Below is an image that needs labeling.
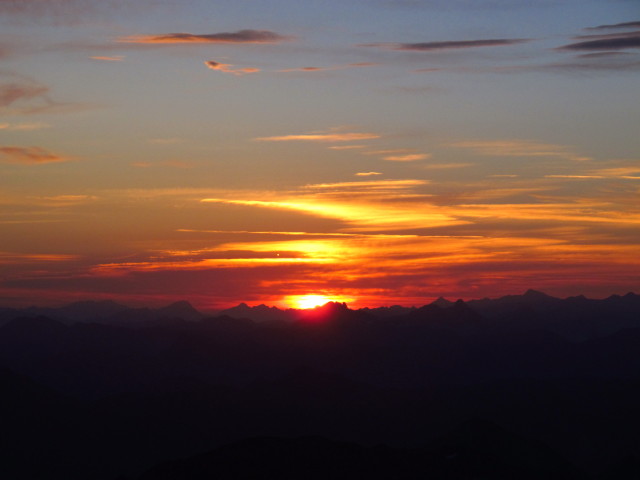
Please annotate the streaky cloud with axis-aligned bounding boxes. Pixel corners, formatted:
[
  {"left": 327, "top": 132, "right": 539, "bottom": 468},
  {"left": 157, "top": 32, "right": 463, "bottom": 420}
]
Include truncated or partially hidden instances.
[
  {"left": 559, "top": 32, "right": 640, "bottom": 51},
  {"left": 204, "top": 60, "right": 260, "bottom": 76},
  {"left": 303, "top": 179, "right": 427, "bottom": 189},
  {"left": 329, "top": 145, "right": 366, "bottom": 150},
  {"left": 0, "top": 146, "right": 68, "bottom": 164},
  {"left": 586, "top": 20, "right": 640, "bottom": 31},
  {"left": 278, "top": 62, "right": 379, "bottom": 73},
  {"left": 355, "top": 172, "right": 383, "bottom": 176},
  {"left": 383, "top": 153, "right": 431, "bottom": 162},
  {"left": 450, "top": 139, "right": 590, "bottom": 161},
  {"left": 90, "top": 55, "right": 124, "bottom": 61},
  {"left": 255, "top": 131, "right": 380, "bottom": 142},
  {"left": 361, "top": 38, "right": 528, "bottom": 51},
  {"left": 0, "top": 122, "right": 50, "bottom": 131},
  {"left": 120, "top": 29, "right": 293, "bottom": 44},
  {"left": 0, "top": 82, "right": 48, "bottom": 107}
]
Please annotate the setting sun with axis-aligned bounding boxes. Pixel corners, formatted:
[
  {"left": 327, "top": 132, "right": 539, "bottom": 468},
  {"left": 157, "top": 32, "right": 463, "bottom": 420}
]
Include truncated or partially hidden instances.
[{"left": 286, "top": 294, "right": 343, "bottom": 309}]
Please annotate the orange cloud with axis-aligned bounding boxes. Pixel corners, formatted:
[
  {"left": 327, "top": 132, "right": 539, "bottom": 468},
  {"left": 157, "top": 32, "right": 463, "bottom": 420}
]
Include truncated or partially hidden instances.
[
  {"left": 355, "top": 172, "right": 382, "bottom": 176},
  {"left": 90, "top": 55, "right": 124, "bottom": 61},
  {"left": 120, "top": 29, "right": 293, "bottom": 44},
  {"left": 204, "top": 60, "right": 260, "bottom": 76},
  {"left": 383, "top": 153, "right": 431, "bottom": 162},
  {"left": 329, "top": 145, "right": 366, "bottom": 150},
  {"left": 200, "top": 179, "right": 462, "bottom": 232},
  {"left": 0, "top": 122, "right": 50, "bottom": 131},
  {"left": 0, "top": 146, "right": 68, "bottom": 164},
  {"left": 255, "top": 131, "right": 380, "bottom": 142}
]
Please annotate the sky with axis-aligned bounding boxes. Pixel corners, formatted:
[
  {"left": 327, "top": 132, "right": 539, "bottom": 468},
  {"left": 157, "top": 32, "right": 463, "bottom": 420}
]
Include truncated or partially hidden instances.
[{"left": 1, "top": 0, "right": 639, "bottom": 310}]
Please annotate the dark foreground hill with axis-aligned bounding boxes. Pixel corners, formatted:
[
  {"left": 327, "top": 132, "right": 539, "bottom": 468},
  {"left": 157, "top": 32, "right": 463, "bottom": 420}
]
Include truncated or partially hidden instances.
[
  {"left": 1, "top": 291, "right": 640, "bottom": 479},
  {"left": 137, "top": 421, "right": 586, "bottom": 480}
]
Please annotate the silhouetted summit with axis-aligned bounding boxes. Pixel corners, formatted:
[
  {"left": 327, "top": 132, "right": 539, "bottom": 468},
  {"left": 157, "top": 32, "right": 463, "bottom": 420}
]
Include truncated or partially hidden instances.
[{"left": 156, "top": 301, "right": 202, "bottom": 321}]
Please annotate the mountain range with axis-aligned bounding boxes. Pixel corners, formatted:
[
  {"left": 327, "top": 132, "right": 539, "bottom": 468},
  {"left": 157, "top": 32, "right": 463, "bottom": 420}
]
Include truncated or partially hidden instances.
[{"left": 1, "top": 290, "right": 639, "bottom": 479}]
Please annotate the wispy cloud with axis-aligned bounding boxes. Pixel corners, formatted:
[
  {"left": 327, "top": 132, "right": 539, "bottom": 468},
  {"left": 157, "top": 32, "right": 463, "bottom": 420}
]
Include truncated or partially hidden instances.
[
  {"left": 585, "top": 21, "right": 640, "bottom": 31},
  {"left": 204, "top": 60, "right": 260, "bottom": 76},
  {"left": 120, "top": 29, "right": 293, "bottom": 45},
  {"left": 545, "top": 165, "right": 640, "bottom": 180},
  {"left": 0, "top": 122, "right": 50, "bottom": 131},
  {"left": 0, "top": 146, "right": 69, "bottom": 164},
  {"left": 356, "top": 172, "right": 382, "bottom": 176},
  {"left": 90, "top": 55, "right": 124, "bottom": 61},
  {"left": 359, "top": 148, "right": 431, "bottom": 162},
  {"left": 361, "top": 38, "right": 528, "bottom": 51},
  {"left": 0, "top": 73, "right": 89, "bottom": 114},
  {"left": 450, "top": 139, "right": 589, "bottom": 161},
  {"left": 279, "top": 62, "right": 379, "bottom": 73},
  {"left": 255, "top": 130, "right": 380, "bottom": 142},
  {"left": 422, "top": 163, "right": 473, "bottom": 170},
  {"left": 303, "top": 179, "right": 427, "bottom": 190},
  {"left": 329, "top": 145, "right": 367, "bottom": 150},
  {"left": 199, "top": 179, "right": 459, "bottom": 232},
  {"left": 0, "top": 81, "right": 48, "bottom": 108},
  {"left": 383, "top": 153, "right": 431, "bottom": 162},
  {"left": 558, "top": 31, "right": 640, "bottom": 51}
]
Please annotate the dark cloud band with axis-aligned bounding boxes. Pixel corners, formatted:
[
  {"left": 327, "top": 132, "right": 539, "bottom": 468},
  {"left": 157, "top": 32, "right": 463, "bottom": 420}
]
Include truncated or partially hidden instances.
[{"left": 361, "top": 38, "right": 528, "bottom": 51}]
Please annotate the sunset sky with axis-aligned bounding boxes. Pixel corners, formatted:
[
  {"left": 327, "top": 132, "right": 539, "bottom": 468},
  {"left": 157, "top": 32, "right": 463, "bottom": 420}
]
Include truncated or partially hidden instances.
[{"left": 1, "top": 0, "right": 639, "bottom": 310}]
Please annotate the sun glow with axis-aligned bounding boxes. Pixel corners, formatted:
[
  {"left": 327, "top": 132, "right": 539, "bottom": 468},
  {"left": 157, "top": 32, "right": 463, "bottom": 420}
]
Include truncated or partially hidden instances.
[{"left": 286, "top": 294, "right": 345, "bottom": 309}]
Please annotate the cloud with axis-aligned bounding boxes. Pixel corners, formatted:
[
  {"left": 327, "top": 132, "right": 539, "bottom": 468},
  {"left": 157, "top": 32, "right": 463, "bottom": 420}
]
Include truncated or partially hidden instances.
[
  {"left": 329, "top": 145, "right": 366, "bottom": 150},
  {"left": 200, "top": 179, "right": 458, "bottom": 233},
  {"left": 383, "top": 153, "right": 431, "bottom": 162},
  {"left": 120, "top": 29, "right": 293, "bottom": 45},
  {"left": 576, "top": 51, "right": 632, "bottom": 59},
  {"left": 0, "top": 82, "right": 48, "bottom": 108},
  {"left": 546, "top": 166, "right": 640, "bottom": 181},
  {"left": 356, "top": 172, "right": 383, "bottom": 176},
  {"left": 359, "top": 148, "right": 431, "bottom": 162},
  {"left": 255, "top": 131, "right": 380, "bottom": 142},
  {"left": 0, "top": 73, "right": 89, "bottom": 114},
  {"left": 278, "top": 62, "right": 379, "bottom": 73},
  {"left": 559, "top": 32, "right": 640, "bottom": 51},
  {"left": 204, "top": 60, "right": 260, "bottom": 76},
  {"left": 0, "top": 122, "right": 50, "bottom": 131},
  {"left": 0, "top": 146, "right": 68, "bottom": 164},
  {"left": 422, "top": 163, "right": 473, "bottom": 170},
  {"left": 361, "top": 38, "right": 528, "bottom": 51},
  {"left": 586, "top": 21, "right": 640, "bottom": 31},
  {"left": 450, "top": 140, "right": 589, "bottom": 161},
  {"left": 90, "top": 55, "right": 124, "bottom": 61},
  {"left": 303, "top": 179, "right": 427, "bottom": 190}
]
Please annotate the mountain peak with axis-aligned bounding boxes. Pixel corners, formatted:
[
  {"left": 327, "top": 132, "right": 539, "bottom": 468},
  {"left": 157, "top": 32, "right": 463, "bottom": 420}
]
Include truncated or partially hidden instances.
[
  {"left": 523, "top": 289, "right": 551, "bottom": 298},
  {"left": 431, "top": 297, "right": 454, "bottom": 308},
  {"left": 157, "top": 301, "right": 202, "bottom": 321}
]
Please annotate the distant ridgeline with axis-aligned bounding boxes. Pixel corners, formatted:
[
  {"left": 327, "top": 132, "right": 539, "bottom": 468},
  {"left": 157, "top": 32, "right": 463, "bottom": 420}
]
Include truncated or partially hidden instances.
[
  {"left": 2, "top": 289, "right": 639, "bottom": 341},
  {"left": 1, "top": 290, "right": 640, "bottom": 479}
]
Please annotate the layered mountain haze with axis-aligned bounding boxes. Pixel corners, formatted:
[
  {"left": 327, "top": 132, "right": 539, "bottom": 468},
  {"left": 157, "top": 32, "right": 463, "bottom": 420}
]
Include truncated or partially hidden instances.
[{"left": 1, "top": 291, "right": 640, "bottom": 478}]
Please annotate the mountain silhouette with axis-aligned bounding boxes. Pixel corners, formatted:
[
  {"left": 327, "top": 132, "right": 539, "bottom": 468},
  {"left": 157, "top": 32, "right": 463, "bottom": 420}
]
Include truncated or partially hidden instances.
[
  {"left": 137, "top": 420, "right": 585, "bottom": 479},
  {"left": 1, "top": 290, "right": 640, "bottom": 478}
]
